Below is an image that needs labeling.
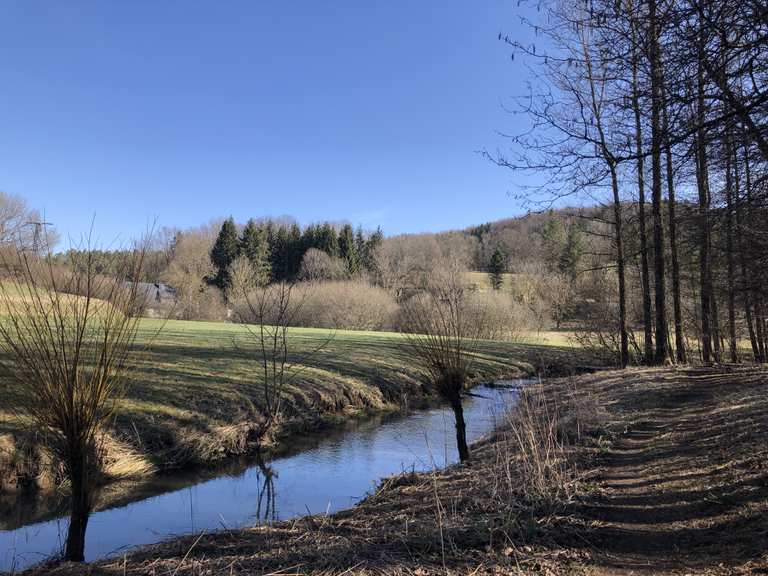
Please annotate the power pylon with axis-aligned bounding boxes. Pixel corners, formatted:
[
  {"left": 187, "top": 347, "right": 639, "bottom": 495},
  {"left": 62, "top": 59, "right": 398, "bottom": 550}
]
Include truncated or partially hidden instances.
[{"left": 25, "top": 221, "right": 53, "bottom": 253}]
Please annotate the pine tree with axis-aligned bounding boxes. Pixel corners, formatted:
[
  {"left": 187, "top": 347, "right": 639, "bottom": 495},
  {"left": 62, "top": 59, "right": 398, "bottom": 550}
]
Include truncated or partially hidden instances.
[
  {"left": 488, "top": 247, "right": 506, "bottom": 291},
  {"left": 240, "top": 219, "right": 261, "bottom": 262},
  {"left": 362, "top": 227, "right": 383, "bottom": 274},
  {"left": 302, "top": 223, "right": 318, "bottom": 252},
  {"left": 240, "top": 219, "right": 271, "bottom": 285},
  {"left": 270, "top": 225, "right": 290, "bottom": 281},
  {"left": 317, "top": 222, "right": 339, "bottom": 257},
  {"left": 210, "top": 217, "right": 240, "bottom": 289},
  {"left": 559, "top": 224, "right": 583, "bottom": 281},
  {"left": 287, "top": 223, "right": 303, "bottom": 278},
  {"left": 355, "top": 227, "right": 366, "bottom": 266},
  {"left": 339, "top": 224, "right": 360, "bottom": 275},
  {"left": 540, "top": 217, "right": 566, "bottom": 273}
]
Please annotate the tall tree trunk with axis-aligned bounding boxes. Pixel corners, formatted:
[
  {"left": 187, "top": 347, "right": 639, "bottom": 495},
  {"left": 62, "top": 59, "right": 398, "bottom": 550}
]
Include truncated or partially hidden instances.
[
  {"left": 611, "top": 163, "right": 630, "bottom": 368},
  {"left": 763, "top": 316, "right": 768, "bottom": 360},
  {"left": 578, "top": 25, "right": 629, "bottom": 368},
  {"left": 721, "top": 35, "right": 739, "bottom": 363},
  {"left": 712, "top": 292, "right": 722, "bottom": 362},
  {"left": 648, "top": 0, "right": 669, "bottom": 364},
  {"left": 723, "top": 130, "right": 739, "bottom": 362},
  {"left": 740, "top": 133, "right": 763, "bottom": 361},
  {"left": 450, "top": 396, "right": 470, "bottom": 462},
  {"left": 631, "top": 15, "right": 654, "bottom": 364},
  {"left": 756, "top": 302, "right": 767, "bottom": 362},
  {"left": 696, "top": 29, "right": 714, "bottom": 364},
  {"left": 661, "top": 82, "right": 686, "bottom": 363},
  {"left": 734, "top": 136, "right": 758, "bottom": 361}
]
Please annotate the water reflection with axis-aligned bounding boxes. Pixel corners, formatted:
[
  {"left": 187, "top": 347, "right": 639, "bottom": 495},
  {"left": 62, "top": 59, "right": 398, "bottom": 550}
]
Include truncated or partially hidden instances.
[
  {"left": 0, "top": 382, "right": 524, "bottom": 572},
  {"left": 254, "top": 458, "right": 276, "bottom": 523}
]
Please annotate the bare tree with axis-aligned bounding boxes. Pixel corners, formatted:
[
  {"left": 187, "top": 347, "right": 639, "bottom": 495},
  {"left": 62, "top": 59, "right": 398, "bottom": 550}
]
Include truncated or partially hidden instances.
[
  {"left": 0, "top": 237, "right": 148, "bottom": 561},
  {"left": 627, "top": 0, "right": 655, "bottom": 364},
  {"left": 233, "top": 279, "right": 331, "bottom": 443},
  {"left": 399, "top": 259, "right": 489, "bottom": 462},
  {"left": 298, "top": 248, "right": 349, "bottom": 282},
  {"left": 161, "top": 225, "right": 226, "bottom": 321},
  {"left": 501, "top": 0, "right": 768, "bottom": 367},
  {"left": 493, "top": 0, "right": 634, "bottom": 366}
]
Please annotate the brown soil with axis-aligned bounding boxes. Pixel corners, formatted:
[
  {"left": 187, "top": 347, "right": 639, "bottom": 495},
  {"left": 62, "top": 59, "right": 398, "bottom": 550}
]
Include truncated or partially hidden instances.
[{"left": 26, "top": 366, "right": 768, "bottom": 576}]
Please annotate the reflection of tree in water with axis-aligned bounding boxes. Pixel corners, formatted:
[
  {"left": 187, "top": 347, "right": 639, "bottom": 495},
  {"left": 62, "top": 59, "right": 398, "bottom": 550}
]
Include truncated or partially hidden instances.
[{"left": 255, "top": 457, "right": 277, "bottom": 523}]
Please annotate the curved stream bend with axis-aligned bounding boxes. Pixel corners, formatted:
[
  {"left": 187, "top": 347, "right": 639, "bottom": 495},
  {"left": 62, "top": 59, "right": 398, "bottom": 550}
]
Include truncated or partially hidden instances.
[{"left": 0, "top": 381, "right": 527, "bottom": 572}]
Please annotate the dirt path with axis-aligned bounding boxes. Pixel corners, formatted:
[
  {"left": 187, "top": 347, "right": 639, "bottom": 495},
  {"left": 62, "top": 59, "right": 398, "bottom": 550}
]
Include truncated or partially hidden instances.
[{"left": 563, "top": 368, "right": 768, "bottom": 575}]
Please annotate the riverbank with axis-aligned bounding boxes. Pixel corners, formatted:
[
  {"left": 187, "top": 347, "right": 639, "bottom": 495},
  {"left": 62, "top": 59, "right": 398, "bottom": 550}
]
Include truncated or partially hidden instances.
[
  {"left": 29, "top": 365, "right": 768, "bottom": 575},
  {"left": 0, "top": 319, "right": 588, "bottom": 518}
]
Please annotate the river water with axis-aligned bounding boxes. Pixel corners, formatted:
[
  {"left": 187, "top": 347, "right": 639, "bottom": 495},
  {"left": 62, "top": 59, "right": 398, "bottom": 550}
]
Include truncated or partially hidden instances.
[{"left": 0, "top": 381, "right": 526, "bottom": 572}]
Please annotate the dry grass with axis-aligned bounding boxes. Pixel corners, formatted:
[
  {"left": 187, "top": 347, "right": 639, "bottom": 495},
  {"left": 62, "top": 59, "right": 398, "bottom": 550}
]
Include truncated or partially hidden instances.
[
  {"left": 498, "top": 384, "right": 578, "bottom": 508},
  {"left": 99, "top": 435, "right": 156, "bottom": 481},
  {"left": 464, "top": 271, "right": 516, "bottom": 292}
]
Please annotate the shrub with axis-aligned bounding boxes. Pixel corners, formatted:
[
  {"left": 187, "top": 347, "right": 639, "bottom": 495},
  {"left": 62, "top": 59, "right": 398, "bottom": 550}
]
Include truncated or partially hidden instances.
[
  {"left": 233, "top": 279, "right": 398, "bottom": 331},
  {"left": 162, "top": 226, "right": 228, "bottom": 321},
  {"left": 492, "top": 378, "right": 603, "bottom": 515},
  {"left": 467, "top": 291, "right": 539, "bottom": 341},
  {"left": 298, "top": 248, "right": 349, "bottom": 282},
  {"left": 502, "top": 385, "right": 573, "bottom": 506}
]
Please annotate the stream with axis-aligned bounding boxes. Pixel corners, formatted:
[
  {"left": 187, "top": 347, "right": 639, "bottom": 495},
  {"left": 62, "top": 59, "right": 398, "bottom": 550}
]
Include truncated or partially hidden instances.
[{"left": 0, "top": 380, "right": 527, "bottom": 572}]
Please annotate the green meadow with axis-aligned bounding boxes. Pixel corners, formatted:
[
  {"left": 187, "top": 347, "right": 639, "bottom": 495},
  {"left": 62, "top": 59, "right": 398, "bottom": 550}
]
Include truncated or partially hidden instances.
[{"left": 0, "top": 315, "right": 585, "bottom": 484}]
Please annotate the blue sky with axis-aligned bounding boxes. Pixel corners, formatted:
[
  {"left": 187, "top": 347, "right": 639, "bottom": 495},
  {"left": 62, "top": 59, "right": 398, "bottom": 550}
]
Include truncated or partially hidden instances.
[{"left": 0, "top": 1, "right": 536, "bottom": 240}]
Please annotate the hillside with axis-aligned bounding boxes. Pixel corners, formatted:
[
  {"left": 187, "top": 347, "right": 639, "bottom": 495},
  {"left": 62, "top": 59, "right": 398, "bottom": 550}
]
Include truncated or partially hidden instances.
[{"left": 439, "top": 206, "right": 606, "bottom": 273}]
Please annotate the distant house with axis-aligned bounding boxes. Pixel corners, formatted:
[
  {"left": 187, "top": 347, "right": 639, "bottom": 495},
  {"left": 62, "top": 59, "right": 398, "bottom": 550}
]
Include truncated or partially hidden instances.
[{"left": 134, "top": 282, "right": 177, "bottom": 316}]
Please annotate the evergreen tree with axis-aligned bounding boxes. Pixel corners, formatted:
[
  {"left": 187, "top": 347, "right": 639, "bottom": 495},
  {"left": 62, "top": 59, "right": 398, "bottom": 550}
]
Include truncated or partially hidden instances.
[
  {"left": 287, "top": 222, "right": 303, "bottom": 278},
  {"left": 339, "top": 224, "right": 360, "bottom": 275},
  {"left": 317, "top": 222, "right": 339, "bottom": 257},
  {"left": 240, "top": 219, "right": 262, "bottom": 262},
  {"left": 488, "top": 247, "right": 506, "bottom": 290},
  {"left": 362, "top": 227, "right": 383, "bottom": 274},
  {"left": 210, "top": 217, "right": 240, "bottom": 289},
  {"left": 354, "top": 227, "right": 366, "bottom": 261},
  {"left": 302, "top": 223, "right": 318, "bottom": 252},
  {"left": 270, "top": 225, "right": 291, "bottom": 281},
  {"left": 540, "top": 217, "right": 566, "bottom": 273},
  {"left": 239, "top": 219, "right": 271, "bottom": 285},
  {"left": 559, "top": 223, "right": 584, "bottom": 281}
]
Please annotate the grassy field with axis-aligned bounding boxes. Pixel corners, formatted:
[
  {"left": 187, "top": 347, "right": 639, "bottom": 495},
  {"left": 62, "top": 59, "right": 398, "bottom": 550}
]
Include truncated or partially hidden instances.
[
  {"left": 0, "top": 317, "right": 585, "bottom": 491},
  {"left": 117, "top": 320, "right": 530, "bottom": 462},
  {"left": 465, "top": 271, "right": 516, "bottom": 291}
]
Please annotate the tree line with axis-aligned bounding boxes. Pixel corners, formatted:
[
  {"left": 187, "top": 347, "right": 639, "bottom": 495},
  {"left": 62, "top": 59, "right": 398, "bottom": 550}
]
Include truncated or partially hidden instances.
[
  {"left": 208, "top": 217, "right": 383, "bottom": 290},
  {"left": 496, "top": 0, "right": 768, "bottom": 366}
]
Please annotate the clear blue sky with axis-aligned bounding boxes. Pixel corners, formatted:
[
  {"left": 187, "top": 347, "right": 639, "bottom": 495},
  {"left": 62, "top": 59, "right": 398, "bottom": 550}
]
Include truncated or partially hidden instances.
[{"left": 0, "top": 1, "right": 536, "bottom": 240}]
